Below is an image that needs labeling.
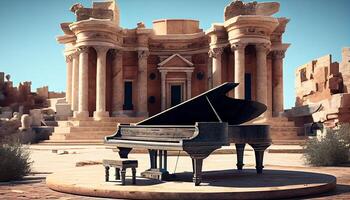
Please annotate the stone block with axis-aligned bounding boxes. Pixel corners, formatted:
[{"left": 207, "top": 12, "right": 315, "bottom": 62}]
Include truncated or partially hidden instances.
[
  {"left": 300, "top": 81, "right": 316, "bottom": 96},
  {"left": 56, "top": 103, "right": 72, "bottom": 120},
  {"left": 313, "top": 66, "right": 327, "bottom": 83},
  {"left": 30, "top": 109, "right": 42, "bottom": 126}
]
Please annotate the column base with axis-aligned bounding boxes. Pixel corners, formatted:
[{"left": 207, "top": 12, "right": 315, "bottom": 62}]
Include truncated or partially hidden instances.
[
  {"left": 73, "top": 111, "right": 89, "bottom": 120},
  {"left": 93, "top": 111, "right": 110, "bottom": 120}
]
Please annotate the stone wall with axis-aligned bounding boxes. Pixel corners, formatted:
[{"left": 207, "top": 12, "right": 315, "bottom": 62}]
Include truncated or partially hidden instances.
[
  {"left": 295, "top": 55, "right": 342, "bottom": 106},
  {"left": 291, "top": 49, "right": 350, "bottom": 127},
  {"left": 340, "top": 48, "right": 350, "bottom": 93}
]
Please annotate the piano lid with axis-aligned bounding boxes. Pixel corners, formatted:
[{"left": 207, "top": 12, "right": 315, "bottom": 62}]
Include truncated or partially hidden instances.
[{"left": 137, "top": 82, "right": 266, "bottom": 126}]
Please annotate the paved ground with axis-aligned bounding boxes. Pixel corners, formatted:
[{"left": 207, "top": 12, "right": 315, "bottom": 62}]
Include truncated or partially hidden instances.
[{"left": 0, "top": 144, "right": 349, "bottom": 199}]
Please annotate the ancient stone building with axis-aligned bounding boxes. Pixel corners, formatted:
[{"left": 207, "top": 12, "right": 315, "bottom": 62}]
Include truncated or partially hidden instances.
[
  {"left": 288, "top": 48, "right": 350, "bottom": 128},
  {"left": 52, "top": 0, "right": 300, "bottom": 141}
]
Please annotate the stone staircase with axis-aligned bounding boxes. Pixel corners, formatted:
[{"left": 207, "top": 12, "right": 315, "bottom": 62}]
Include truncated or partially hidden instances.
[
  {"left": 269, "top": 117, "right": 305, "bottom": 140},
  {"left": 49, "top": 117, "right": 144, "bottom": 141}
]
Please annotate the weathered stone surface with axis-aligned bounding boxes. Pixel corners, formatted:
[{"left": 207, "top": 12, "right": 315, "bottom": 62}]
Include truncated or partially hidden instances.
[
  {"left": 30, "top": 109, "right": 42, "bottom": 127},
  {"left": 20, "top": 114, "right": 32, "bottom": 130},
  {"left": 293, "top": 50, "right": 350, "bottom": 127}
]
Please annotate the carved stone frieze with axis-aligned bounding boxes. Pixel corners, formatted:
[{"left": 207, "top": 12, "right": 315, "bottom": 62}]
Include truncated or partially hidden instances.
[{"left": 245, "top": 27, "right": 268, "bottom": 37}]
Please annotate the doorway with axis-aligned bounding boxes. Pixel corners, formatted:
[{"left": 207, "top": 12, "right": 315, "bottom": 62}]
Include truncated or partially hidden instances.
[
  {"left": 170, "top": 85, "right": 182, "bottom": 107},
  {"left": 123, "top": 81, "right": 133, "bottom": 110}
]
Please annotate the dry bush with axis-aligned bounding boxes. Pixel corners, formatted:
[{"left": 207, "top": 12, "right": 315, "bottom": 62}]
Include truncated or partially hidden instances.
[
  {"left": 303, "top": 124, "right": 350, "bottom": 166},
  {"left": 0, "top": 139, "right": 32, "bottom": 182}
]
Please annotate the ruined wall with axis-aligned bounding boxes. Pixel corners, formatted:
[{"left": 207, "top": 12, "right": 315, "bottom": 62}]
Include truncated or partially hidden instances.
[
  {"left": 295, "top": 55, "right": 343, "bottom": 106},
  {"left": 340, "top": 47, "right": 350, "bottom": 93}
]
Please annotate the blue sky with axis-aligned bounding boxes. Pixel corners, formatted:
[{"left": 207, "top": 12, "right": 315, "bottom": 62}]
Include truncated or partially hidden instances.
[{"left": 0, "top": 0, "right": 349, "bottom": 109}]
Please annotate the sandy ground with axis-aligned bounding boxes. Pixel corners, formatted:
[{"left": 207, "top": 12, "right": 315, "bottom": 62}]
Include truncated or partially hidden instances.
[{"left": 0, "top": 144, "right": 349, "bottom": 199}]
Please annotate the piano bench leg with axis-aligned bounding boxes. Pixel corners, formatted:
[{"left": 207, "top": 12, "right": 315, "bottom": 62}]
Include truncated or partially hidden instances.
[
  {"left": 132, "top": 168, "right": 136, "bottom": 185},
  {"left": 121, "top": 168, "right": 126, "bottom": 185},
  {"left": 115, "top": 168, "right": 120, "bottom": 180},
  {"left": 105, "top": 166, "right": 110, "bottom": 182}
]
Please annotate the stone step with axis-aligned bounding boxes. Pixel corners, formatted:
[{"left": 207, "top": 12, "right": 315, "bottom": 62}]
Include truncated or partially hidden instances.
[
  {"left": 272, "top": 139, "right": 306, "bottom": 145},
  {"left": 53, "top": 130, "right": 114, "bottom": 136},
  {"left": 54, "top": 126, "right": 116, "bottom": 133},
  {"left": 270, "top": 127, "right": 300, "bottom": 132},
  {"left": 269, "top": 121, "right": 296, "bottom": 127},
  {"left": 40, "top": 139, "right": 104, "bottom": 145},
  {"left": 68, "top": 117, "right": 144, "bottom": 123},
  {"left": 74, "top": 121, "right": 119, "bottom": 127}
]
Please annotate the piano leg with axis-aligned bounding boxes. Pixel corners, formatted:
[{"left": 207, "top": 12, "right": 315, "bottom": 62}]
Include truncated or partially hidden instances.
[
  {"left": 185, "top": 147, "right": 219, "bottom": 186},
  {"left": 159, "top": 150, "right": 163, "bottom": 169},
  {"left": 148, "top": 150, "right": 158, "bottom": 169},
  {"left": 118, "top": 147, "right": 132, "bottom": 158},
  {"left": 192, "top": 158, "right": 203, "bottom": 186},
  {"left": 164, "top": 151, "right": 168, "bottom": 171},
  {"left": 235, "top": 143, "right": 245, "bottom": 170},
  {"left": 249, "top": 143, "right": 270, "bottom": 174}
]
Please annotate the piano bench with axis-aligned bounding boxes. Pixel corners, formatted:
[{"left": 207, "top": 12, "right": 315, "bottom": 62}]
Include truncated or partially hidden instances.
[{"left": 103, "top": 159, "right": 138, "bottom": 185}]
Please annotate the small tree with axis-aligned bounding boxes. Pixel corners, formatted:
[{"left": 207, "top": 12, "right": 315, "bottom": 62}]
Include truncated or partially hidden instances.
[
  {"left": 303, "top": 124, "right": 350, "bottom": 166},
  {"left": 0, "top": 139, "right": 32, "bottom": 182}
]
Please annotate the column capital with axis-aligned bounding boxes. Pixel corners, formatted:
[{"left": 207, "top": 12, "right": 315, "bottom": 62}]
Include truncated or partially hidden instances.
[
  {"left": 231, "top": 42, "right": 247, "bottom": 52},
  {"left": 77, "top": 46, "right": 89, "bottom": 53},
  {"left": 160, "top": 70, "right": 168, "bottom": 77},
  {"left": 208, "top": 47, "right": 224, "bottom": 58},
  {"left": 186, "top": 71, "right": 192, "bottom": 79},
  {"left": 94, "top": 46, "right": 109, "bottom": 54},
  {"left": 255, "top": 43, "right": 271, "bottom": 54},
  {"left": 138, "top": 50, "right": 150, "bottom": 59},
  {"left": 272, "top": 50, "right": 286, "bottom": 59},
  {"left": 65, "top": 55, "right": 73, "bottom": 63}
]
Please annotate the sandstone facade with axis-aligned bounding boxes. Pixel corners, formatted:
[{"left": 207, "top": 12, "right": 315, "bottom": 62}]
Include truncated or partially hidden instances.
[
  {"left": 58, "top": 0, "right": 289, "bottom": 120},
  {"left": 53, "top": 0, "right": 299, "bottom": 141}
]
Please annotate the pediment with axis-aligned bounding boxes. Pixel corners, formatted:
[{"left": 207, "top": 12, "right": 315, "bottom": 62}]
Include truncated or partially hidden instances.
[{"left": 158, "top": 54, "right": 194, "bottom": 67}]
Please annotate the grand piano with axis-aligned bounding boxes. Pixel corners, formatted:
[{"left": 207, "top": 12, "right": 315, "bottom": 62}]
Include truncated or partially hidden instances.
[{"left": 105, "top": 82, "right": 271, "bottom": 186}]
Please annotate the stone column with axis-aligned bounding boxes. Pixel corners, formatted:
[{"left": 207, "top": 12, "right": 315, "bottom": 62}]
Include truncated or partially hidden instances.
[
  {"left": 71, "top": 51, "right": 79, "bottom": 111},
  {"left": 160, "top": 71, "right": 167, "bottom": 111},
  {"left": 209, "top": 47, "right": 224, "bottom": 87},
  {"left": 93, "top": 46, "right": 109, "bottom": 120},
  {"left": 232, "top": 43, "right": 246, "bottom": 99},
  {"left": 186, "top": 72, "right": 192, "bottom": 100},
  {"left": 74, "top": 46, "right": 89, "bottom": 119},
  {"left": 256, "top": 43, "right": 271, "bottom": 118},
  {"left": 272, "top": 50, "right": 285, "bottom": 117},
  {"left": 65, "top": 55, "right": 73, "bottom": 105},
  {"left": 137, "top": 50, "right": 149, "bottom": 117},
  {"left": 112, "top": 50, "right": 124, "bottom": 116}
]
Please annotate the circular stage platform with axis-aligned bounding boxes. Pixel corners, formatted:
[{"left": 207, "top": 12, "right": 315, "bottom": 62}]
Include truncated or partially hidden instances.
[{"left": 47, "top": 165, "right": 336, "bottom": 200}]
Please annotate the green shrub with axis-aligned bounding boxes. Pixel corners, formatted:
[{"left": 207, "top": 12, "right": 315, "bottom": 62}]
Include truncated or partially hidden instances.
[
  {"left": 0, "top": 140, "right": 32, "bottom": 181},
  {"left": 303, "top": 124, "right": 350, "bottom": 166}
]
